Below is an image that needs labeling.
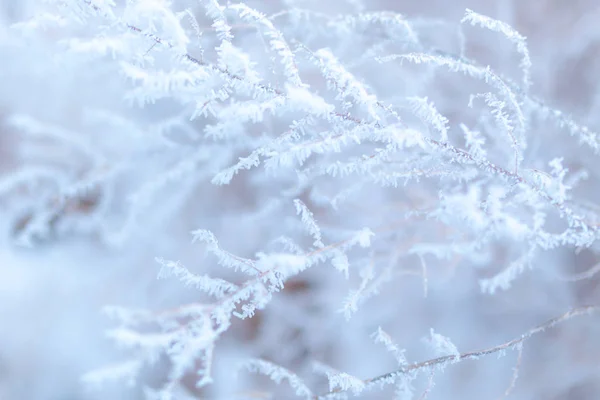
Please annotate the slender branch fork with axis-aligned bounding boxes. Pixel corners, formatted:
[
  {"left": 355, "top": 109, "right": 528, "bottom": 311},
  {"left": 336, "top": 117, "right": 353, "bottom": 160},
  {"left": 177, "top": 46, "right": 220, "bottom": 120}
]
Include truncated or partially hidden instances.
[{"left": 315, "top": 305, "right": 599, "bottom": 399}]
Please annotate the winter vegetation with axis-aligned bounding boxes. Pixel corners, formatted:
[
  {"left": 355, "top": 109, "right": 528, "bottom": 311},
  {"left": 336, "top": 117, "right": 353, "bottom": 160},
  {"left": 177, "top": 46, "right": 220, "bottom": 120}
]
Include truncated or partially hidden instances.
[{"left": 1, "top": 0, "right": 600, "bottom": 399}]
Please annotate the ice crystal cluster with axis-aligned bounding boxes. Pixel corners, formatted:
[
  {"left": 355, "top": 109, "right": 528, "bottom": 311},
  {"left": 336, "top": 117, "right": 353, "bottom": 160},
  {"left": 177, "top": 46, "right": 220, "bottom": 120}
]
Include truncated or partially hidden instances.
[{"left": 1, "top": 0, "right": 600, "bottom": 399}]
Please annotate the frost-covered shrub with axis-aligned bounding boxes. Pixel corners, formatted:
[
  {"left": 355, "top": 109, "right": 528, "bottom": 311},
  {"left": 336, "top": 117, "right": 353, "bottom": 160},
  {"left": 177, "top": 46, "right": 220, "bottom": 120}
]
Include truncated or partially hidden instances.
[{"left": 1, "top": 0, "right": 600, "bottom": 399}]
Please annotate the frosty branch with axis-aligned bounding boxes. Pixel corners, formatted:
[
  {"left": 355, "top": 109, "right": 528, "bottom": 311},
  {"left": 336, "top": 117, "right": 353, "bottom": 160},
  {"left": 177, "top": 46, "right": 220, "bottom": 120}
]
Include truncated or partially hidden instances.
[{"left": 316, "top": 305, "right": 600, "bottom": 399}]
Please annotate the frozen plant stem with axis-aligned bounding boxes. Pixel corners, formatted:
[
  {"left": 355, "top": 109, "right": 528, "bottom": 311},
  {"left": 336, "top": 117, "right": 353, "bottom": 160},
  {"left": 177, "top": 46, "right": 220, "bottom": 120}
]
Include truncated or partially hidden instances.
[
  {"left": 83, "top": 1, "right": 598, "bottom": 241},
  {"left": 84, "top": 1, "right": 598, "bottom": 234},
  {"left": 316, "top": 305, "right": 600, "bottom": 398}
]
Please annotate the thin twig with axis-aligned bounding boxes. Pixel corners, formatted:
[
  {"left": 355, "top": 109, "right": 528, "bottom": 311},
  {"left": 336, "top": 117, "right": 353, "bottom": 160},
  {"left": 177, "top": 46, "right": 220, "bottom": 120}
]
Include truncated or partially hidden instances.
[
  {"left": 316, "top": 305, "right": 599, "bottom": 398},
  {"left": 417, "top": 369, "right": 435, "bottom": 400},
  {"left": 557, "top": 261, "right": 600, "bottom": 282},
  {"left": 496, "top": 342, "right": 523, "bottom": 400}
]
